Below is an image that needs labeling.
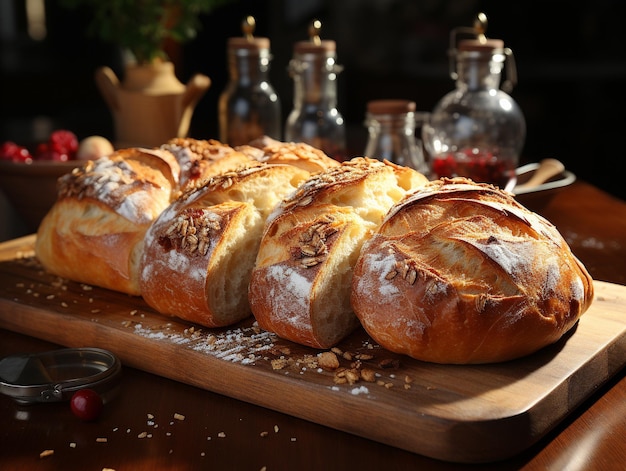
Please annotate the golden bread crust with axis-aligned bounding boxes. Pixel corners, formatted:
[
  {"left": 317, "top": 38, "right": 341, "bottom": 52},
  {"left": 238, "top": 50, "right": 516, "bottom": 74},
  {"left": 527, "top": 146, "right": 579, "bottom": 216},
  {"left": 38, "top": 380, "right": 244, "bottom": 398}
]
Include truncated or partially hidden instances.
[
  {"left": 351, "top": 177, "right": 595, "bottom": 364},
  {"left": 35, "top": 148, "right": 179, "bottom": 295}
]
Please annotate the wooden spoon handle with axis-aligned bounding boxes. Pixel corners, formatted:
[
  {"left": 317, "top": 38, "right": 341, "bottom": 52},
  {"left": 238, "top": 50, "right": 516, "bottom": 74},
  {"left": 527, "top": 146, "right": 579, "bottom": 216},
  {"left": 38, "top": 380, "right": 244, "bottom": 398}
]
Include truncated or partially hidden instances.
[{"left": 516, "top": 158, "right": 565, "bottom": 190}]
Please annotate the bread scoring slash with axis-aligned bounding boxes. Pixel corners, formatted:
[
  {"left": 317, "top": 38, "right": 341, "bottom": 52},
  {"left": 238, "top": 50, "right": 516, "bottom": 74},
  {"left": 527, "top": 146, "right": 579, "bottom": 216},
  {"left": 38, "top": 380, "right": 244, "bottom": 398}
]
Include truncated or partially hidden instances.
[{"left": 351, "top": 177, "right": 594, "bottom": 364}]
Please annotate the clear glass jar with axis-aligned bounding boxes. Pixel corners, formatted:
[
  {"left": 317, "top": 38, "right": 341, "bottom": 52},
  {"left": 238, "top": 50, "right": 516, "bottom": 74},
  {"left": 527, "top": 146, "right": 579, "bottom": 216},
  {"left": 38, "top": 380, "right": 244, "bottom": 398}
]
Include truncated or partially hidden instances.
[
  {"left": 422, "top": 13, "right": 525, "bottom": 188},
  {"left": 284, "top": 21, "right": 346, "bottom": 161},
  {"left": 364, "top": 99, "right": 429, "bottom": 175},
  {"left": 218, "top": 16, "right": 281, "bottom": 146}
]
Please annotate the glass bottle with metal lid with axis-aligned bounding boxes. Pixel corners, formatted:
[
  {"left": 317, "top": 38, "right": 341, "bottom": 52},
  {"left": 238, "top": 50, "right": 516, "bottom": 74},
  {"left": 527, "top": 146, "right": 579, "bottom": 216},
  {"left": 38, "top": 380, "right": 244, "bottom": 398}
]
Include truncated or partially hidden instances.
[
  {"left": 285, "top": 20, "right": 346, "bottom": 161},
  {"left": 364, "top": 99, "right": 429, "bottom": 175},
  {"left": 218, "top": 16, "right": 281, "bottom": 146},
  {"left": 421, "top": 13, "right": 526, "bottom": 188}
]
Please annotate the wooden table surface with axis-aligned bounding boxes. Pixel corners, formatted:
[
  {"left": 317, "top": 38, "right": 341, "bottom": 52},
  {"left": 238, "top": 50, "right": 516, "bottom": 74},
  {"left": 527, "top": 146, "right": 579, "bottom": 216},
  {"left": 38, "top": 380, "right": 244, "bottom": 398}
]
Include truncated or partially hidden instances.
[{"left": 2, "top": 179, "right": 626, "bottom": 470}]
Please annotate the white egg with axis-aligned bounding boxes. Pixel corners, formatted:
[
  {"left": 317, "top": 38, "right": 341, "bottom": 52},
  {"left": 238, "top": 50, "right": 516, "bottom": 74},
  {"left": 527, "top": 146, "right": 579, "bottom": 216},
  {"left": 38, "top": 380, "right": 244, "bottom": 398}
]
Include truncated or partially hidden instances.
[{"left": 76, "top": 136, "right": 114, "bottom": 160}]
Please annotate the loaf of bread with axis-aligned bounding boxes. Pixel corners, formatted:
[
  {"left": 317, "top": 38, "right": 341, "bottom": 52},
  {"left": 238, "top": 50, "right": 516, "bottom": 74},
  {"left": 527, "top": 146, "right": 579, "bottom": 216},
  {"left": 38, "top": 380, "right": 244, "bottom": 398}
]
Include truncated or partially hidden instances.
[
  {"left": 35, "top": 136, "right": 339, "bottom": 321},
  {"left": 139, "top": 162, "right": 313, "bottom": 327},
  {"left": 248, "top": 157, "right": 429, "bottom": 349},
  {"left": 35, "top": 147, "right": 181, "bottom": 295},
  {"left": 351, "top": 177, "right": 594, "bottom": 364}
]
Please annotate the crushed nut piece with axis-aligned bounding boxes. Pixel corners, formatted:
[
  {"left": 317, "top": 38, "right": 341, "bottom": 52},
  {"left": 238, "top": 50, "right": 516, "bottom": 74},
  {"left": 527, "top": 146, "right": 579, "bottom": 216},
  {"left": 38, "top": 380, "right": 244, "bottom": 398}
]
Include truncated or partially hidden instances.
[
  {"left": 345, "top": 369, "right": 360, "bottom": 385},
  {"left": 39, "top": 449, "right": 54, "bottom": 458},
  {"left": 360, "top": 368, "right": 376, "bottom": 383},
  {"left": 271, "top": 358, "right": 289, "bottom": 370},
  {"left": 317, "top": 351, "right": 339, "bottom": 370},
  {"left": 173, "top": 413, "right": 185, "bottom": 421}
]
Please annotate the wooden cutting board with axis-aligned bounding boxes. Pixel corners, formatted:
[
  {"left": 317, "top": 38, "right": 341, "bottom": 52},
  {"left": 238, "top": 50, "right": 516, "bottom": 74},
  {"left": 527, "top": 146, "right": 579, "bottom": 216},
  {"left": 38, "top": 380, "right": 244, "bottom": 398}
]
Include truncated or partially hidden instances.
[{"left": 1, "top": 234, "right": 625, "bottom": 463}]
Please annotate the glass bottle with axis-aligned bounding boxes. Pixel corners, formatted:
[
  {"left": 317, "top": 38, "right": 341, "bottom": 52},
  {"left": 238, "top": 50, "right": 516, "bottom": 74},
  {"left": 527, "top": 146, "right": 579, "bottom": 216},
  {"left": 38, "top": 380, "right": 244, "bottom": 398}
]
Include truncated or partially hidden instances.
[
  {"left": 421, "top": 13, "right": 526, "bottom": 188},
  {"left": 285, "top": 20, "right": 346, "bottom": 161},
  {"left": 218, "top": 16, "right": 281, "bottom": 146},
  {"left": 364, "top": 99, "right": 429, "bottom": 175}
]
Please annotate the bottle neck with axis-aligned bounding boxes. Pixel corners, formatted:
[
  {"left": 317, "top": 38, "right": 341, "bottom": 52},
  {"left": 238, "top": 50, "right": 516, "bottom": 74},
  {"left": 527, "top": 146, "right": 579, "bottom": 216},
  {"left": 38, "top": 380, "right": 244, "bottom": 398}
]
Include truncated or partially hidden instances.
[
  {"left": 227, "top": 49, "right": 271, "bottom": 85},
  {"left": 455, "top": 53, "right": 504, "bottom": 91},
  {"left": 289, "top": 54, "right": 341, "bottom": 109}
]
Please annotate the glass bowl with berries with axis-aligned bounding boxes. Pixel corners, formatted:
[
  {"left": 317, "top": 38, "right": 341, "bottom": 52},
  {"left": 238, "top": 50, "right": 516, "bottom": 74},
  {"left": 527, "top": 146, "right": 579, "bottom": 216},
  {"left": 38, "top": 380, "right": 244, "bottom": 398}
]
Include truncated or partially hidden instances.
[{"left": 0, "top": 130, "right": 114, "bottom": 232}]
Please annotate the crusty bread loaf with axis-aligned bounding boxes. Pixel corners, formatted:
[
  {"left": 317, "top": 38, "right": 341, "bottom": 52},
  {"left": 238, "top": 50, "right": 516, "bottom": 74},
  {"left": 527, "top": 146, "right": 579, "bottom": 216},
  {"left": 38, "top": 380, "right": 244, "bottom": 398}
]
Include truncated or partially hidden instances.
[
  {"left": 35, "top": 147, "right": 181, "bottom": 295},
  {"left": 139, "top": 162, "right": 312, "bottom": 327},
  {"left": 237, "top": 136, "right": 340, "bottom": 173},
  {"left": 351, "top": 177, "right": 594, "bottom": 364},
  {"left": 248, "top": 157, "right": 429, "bottom": 349}
]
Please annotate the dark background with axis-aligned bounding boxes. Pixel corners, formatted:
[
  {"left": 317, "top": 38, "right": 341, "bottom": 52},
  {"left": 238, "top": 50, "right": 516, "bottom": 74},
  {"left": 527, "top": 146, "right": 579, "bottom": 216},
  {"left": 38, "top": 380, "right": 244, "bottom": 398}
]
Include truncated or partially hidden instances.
[{"left": 1, "top": 0, "right": 625, "bottom": 200}]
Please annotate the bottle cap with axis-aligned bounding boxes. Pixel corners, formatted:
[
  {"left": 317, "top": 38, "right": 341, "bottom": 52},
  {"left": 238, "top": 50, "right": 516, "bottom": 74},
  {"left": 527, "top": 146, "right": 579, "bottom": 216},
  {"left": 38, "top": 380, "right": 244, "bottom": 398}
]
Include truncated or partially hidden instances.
[
  {"left": 293, "top": 19, "right": 336, "bottom": 55},
  {"left": 447, "top": 12, "right": 517, "bottom": 91},
  {"left": 367, "top": 99, "right": 416, "bottom": 115},
  {"left": 227, "top": 16, "right": 270, "bottom": 51},
  {"left": 455, "top": 13, "right": 504, "bottom": 52}
]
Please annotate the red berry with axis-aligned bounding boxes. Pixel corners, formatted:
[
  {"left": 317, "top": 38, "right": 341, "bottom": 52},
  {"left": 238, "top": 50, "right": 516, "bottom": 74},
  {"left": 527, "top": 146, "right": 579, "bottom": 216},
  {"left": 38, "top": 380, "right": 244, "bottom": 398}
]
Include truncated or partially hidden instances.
[
  {"left": 34, "top": 142, "right": 51, "bottom": 160},
  {"left": 70, "top": 389, "right": 103, "bottom": 421},
  {"left": 49, "top": 130, "right": 78, "bottom": 159},
  {"left": 0, "top": 141, "right": 33, "bottom": 163}
]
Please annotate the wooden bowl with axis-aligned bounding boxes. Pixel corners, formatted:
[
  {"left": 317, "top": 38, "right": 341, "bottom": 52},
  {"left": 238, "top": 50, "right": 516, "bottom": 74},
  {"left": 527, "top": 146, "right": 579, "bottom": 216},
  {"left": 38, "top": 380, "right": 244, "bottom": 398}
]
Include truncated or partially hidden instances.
[{"left": 0, "top": 160, "right": 82, "bottom": 232}]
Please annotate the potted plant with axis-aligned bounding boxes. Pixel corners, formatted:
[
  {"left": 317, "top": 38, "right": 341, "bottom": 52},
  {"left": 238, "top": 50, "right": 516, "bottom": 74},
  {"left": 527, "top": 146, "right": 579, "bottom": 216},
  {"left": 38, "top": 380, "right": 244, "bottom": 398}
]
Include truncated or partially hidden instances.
[{"left": 61, "top": 0, "right": 230, "bottom": 148}]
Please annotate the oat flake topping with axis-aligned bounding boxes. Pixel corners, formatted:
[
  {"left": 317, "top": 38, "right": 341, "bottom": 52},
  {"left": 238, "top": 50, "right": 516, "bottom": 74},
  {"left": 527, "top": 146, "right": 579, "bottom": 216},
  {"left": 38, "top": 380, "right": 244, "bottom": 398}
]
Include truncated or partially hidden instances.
[
  {"left": 291, "top": 214, "right": 338, "bottom": 268},
  {"left": 162, "top": 208, "right": 221, "bottom": 256}
]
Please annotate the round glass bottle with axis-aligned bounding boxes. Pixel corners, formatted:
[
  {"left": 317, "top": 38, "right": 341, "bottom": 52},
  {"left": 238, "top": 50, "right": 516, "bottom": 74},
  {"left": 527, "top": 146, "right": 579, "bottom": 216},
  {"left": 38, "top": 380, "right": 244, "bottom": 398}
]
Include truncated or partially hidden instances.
[
  {"left": 364, "top": 99, "right": 429, "bottom": 175},
  {"left": 422, "top": 13, "right": 525, "bottom": 188},
  {"left": 218, "top": 16, "right": 281, "bottom": 146},
  {"left": 284, "top": 20, "right": 346, "bottom": 161}
]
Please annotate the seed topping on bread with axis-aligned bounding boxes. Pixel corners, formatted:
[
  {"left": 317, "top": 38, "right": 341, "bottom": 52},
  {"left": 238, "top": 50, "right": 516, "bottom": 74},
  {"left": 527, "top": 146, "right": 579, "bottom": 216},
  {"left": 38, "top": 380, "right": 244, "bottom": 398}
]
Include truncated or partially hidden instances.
[{"left": 161, "top": 208, "right": 221, "bottom": 256}]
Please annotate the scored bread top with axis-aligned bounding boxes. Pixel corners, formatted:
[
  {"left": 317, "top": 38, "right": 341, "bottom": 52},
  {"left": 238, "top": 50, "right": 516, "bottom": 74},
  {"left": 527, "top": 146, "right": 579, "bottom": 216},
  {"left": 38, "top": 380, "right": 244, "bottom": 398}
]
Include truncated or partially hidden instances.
[
  {"left": 57, "top": 147, "right": 179, "bottom": 224},
  {"left": 238, "top": 136, "right": 340, "bottom": 174},
  {"left": 174, "top": 161, "right": 311, "bottom": 218},
  {"left": 161, "top": 138, "right": 254, "bottom": 191},
  {"left": 268, "top": 157, "right": 426, "bottom": 227}
]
